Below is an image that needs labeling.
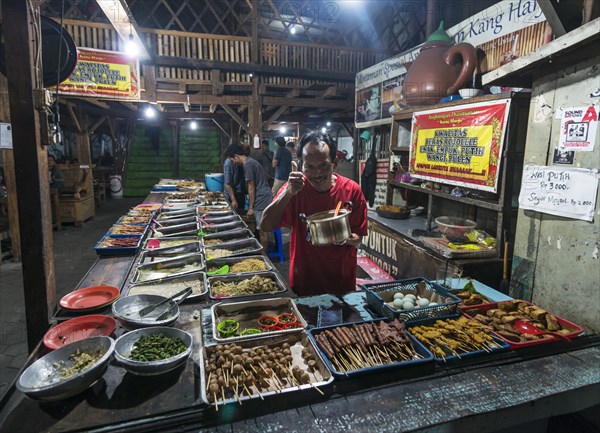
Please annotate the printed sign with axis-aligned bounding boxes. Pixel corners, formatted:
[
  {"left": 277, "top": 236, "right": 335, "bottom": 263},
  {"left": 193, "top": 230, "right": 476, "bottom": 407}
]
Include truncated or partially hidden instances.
[
  {"left": 409, "top": 99, "right": 511, "bottom": 192},
  {"left": 355, "top": 0, "right": 548, "bottom": 128},
  {"left": 360, "top": 158, "right": 390, "bottom": 208},
  {"left": 558, "top": 106, "right": 599, "bottom": 152},
  {"left": 518, "top": 165, "right": 599, "bottom": 221},
  {"left": 55, "top": 48, "right": 140, "bottom": 100},
  {"left": 0, "top": 123, "right": 12, "bottom": 149}
]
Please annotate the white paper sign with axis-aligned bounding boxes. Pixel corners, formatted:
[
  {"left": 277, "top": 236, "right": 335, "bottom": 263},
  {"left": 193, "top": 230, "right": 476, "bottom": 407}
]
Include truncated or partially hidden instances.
[
  {"left": 558, "top": 106, "right": 599, "bottom": 152},
  {"left": 0, "top": 123, "right": 12, "bottom": 149},
  {"left": 519, "top": 165, "right": 599, "bottom": 221}
]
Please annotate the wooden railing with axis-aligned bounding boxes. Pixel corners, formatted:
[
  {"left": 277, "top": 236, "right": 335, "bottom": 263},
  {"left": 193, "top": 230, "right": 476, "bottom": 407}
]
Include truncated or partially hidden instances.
[{"left": 62, "top": 19, "right": 389, "bottom": 87}]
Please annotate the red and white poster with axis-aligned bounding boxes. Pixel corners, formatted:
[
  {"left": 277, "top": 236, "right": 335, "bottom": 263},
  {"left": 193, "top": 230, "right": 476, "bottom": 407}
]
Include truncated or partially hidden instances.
[
  {"left": 558, "top": 106, "right": 599, "bottom": 152},
  {"left": 54, "top": 48, "right": 140, "bottom": 100},
  {"left": 409, "top": 99, "right": 511, "bottom": 192}
]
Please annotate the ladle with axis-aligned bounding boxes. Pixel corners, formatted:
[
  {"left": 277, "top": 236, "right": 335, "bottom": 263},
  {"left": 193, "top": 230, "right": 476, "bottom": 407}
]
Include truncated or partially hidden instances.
[
  {"left": 155, "top": 287, "right": 193, "bottom": 321},
  {"left": 513, "top": 320, "right": 570, "bottom": 342},
  {"left": 138, "top": 286, "right": 192, "bottom": 317},
  {"left": 333, "top": 200, "right": 343, "bottom": 217},
  {"left": 147, "top": 239, "right": 161, "bottom": 249}
]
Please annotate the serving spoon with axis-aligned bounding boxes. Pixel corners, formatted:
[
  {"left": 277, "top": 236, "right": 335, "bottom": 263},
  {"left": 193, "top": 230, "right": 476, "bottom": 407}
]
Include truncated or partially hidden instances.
[
  {"left": 513, "top": 320, "right": 570, "bottom": 342},
  {"left": 138, "top": 286, "right": 192, "bottom": 317}
]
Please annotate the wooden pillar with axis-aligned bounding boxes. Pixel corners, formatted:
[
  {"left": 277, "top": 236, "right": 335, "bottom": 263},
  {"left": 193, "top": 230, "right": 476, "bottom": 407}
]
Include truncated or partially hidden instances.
[
  {"left": 248, "top": 77, "right": 263, "bottom": 137},
  {"left": 172, "top": 120, "right": 180, "bottom": 177},
  {"left": 1, "top": 0, "right": 56, "bottom": 350},
  {"left": 0, "top": 75, "right": 21, "bottom": 260}
]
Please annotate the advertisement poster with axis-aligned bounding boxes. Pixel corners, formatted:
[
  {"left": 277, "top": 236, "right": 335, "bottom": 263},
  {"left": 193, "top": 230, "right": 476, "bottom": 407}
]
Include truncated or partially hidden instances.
[
  {"left": 409, "top": 99, "right": 511, "bottom": 192},
  {"left": 55, "top": 48, "right": 140, "bottom": 100},
  {"left": 518, "top": 165, "right": 599, "bottom": 221},
  {"left": 355, "top": 0, "right": 548, "bottom": 128},
  {"left": 359, "top": 158, "right": 390, "bottom": 208},
  {"left": 558, "top": 106, "right": 599, "bottom": 152}
]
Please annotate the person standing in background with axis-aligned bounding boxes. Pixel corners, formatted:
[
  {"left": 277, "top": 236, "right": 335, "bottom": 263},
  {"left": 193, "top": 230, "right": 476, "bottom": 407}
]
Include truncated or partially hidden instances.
[
  {"left": 225, "top": 143, "right": 273, "bottom": 251},
  {"left": 272, "top": 136, "right": 292, "bottom": 195},
  {"left": 287, "top": 141, "right": 298, "bottom": 163},
  {"left": 223, "top": 154, "right": 246, "bottom": 211},
  {"left": 251, "top": 139, "right": 274, "bottom": 187}
]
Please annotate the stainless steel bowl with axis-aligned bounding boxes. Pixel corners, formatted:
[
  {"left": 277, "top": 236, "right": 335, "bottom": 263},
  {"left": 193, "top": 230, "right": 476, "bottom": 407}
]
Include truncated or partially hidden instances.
[
  {"left": 113, "top": 327, "right": 193, "bottom": 375},
  {"left": 17, "top": 336, "right": 115, "bottom": 401},
  {"left": 111, "top": 294, "right": 180, "bottom": 329}
]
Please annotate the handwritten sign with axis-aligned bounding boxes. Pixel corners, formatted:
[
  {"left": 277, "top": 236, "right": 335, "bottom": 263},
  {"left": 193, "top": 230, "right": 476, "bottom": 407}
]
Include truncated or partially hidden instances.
[
  {"left": 518, "top": 165, "right": 599, "bottom": 221},
  {"left": 409, "top": 99, "right": 511, "bottom": 192},
  {"left": 360, "top": 159, "right": 390, "bottom": 208}
]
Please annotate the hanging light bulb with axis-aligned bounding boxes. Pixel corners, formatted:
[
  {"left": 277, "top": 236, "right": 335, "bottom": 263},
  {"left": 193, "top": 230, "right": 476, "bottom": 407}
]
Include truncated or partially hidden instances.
[
  {"left": 190, "top": 121, "right": 198, "bottom": 130},
  {"left": 279, "top": 126, "right": 287, "bottom": 134},
  {"left": 145, "top": 106, "right": 156, "bottom": 118},
  {"left": 321, "top": 127, "right": 327, "bottom": 134},
  {"left": 125, "top": 33, "right": 138, "bottom": 57}
]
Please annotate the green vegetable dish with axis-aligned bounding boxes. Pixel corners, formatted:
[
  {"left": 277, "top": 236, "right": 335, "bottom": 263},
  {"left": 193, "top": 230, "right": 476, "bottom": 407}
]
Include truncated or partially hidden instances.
[{"left": 129, "top": 333, "right": 188, "bottom": 362}]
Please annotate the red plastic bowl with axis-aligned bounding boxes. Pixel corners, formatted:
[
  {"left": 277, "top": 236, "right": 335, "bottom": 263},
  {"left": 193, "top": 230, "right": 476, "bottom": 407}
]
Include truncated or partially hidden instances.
[
  {"left": 59, "top": 285, "right": 120, "bottom": 311},
  {"left": 43, "top": 315, "right": 117, "bottom": 350}
]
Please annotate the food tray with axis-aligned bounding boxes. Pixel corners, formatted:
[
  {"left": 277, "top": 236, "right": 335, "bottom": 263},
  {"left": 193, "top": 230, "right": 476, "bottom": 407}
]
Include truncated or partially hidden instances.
[
  {"left": 116, "top": 215, "right": 152, "bottom": 225},
  {"left": 94, "top": 233, "right": 142, "bottom": 256},
  {"left": 152, "top": 222, "right": 199, "bottom": 238},
  {"left": 307, "top": 318, "right": 434, "bottom": 378},
  {"left": 211, "top": 297, "right": 307, "bottom": 342},
  {"left": 204, "top": 237, "right": 262, "bottom": 259},
  {"left": 461, "top": 301, "right": 584, "bottom": 349},
  {"left": 157, "top": 208, "right": 197, "bottom": 219},
  {"left": 208, "top": 271, "right": 287, "bottom": 300},
  {"left": 108, "top": 223, "right": 148, "bottom": 237},
  {"left": 199, "top": 214, "right": 242, "bottom": 225},
  {"left": 142, "top": 236, "right": 199, "bottom": 252},
  {"left": 202, "top": 228, "right": 254, "bottom": 245},
  {"left": 200, "top": 332, "right": 333, "bottom": 408},
  {"left": 375, "top": 208, "right": 411, "bottom": 220},
  {"left": 124, "top": 271, "right": 208, "bottom": 301},
  {"left": 363, "top": 278, "right": 461, "bottom": 322},
  {"left": 197, "top": 209, "right": 235, "bottom": 217},
  {"left": 206, "top": 255, "right": 273, "bottom": 275},
  {"left": 153, "top": 215, "right": 197, "bottom": 226},
  {"left": 197, "top": 205, "right": 231, "bottom": 213},
  {"left": 152, "top": 184, "right": 178, "bottom": 192},
  {"left": 200, "top": 220, "right": 247, "bottom": 234},
  {"left": 133, "top": 253, "right": 206, "bottom": 283},
  {"left": 139, "top": 243, "right": 203, "bottom": 264},
  {"left": 405, "top": 314, "right": 509, "bottom": 364}
]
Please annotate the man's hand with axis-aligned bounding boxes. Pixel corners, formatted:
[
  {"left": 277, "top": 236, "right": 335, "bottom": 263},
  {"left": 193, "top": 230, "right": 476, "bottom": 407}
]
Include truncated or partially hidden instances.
[
  {"left": 333, "top": 233, "right": 361, "bottom": 247},
  {"left": 247, "top": 208, "right": 254, "bottom": 217},
  {"left": 286, "top": 161, "right": 305, "bottom": 196},
  {"left": 231, "top": 199, "right": 238, "bottom": 209}
]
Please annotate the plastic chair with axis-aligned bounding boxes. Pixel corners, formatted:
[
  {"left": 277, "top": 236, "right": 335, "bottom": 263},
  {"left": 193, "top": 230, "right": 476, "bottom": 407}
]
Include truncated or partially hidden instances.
[{"left": 267, "top": 228, "right": 285, "bottom": 263}]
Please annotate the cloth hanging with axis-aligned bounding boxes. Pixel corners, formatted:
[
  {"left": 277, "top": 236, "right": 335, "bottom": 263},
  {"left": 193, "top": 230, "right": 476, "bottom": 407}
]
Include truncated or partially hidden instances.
[{"left": 361, "top": 141, "right": 377, "bottom": 207}]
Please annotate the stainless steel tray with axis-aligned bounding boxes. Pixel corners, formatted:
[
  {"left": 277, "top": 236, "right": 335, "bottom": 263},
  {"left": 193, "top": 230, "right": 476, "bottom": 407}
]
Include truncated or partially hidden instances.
[
  {"left": 197, "top": 209, "right": 235, "bottom": 217},
  {"left": 143, "top": 236, "right": 199, "bottom": 251},
  {"left": 152, "top": 222, "right": 199, "bottom": 238},
  {"left": 157, "top": 208, "right": 197, "bottom": 219},
  {"left": 153, "top": 215, "right": 197, "bottom": 226},
  {"left": 139, "top": 243, "right": 202, "bottom": 264},
  {"left": 208, "top": 270, "right": 287, "bottom": 300},
  {"left": 200, "top": 332, "right": 333, "bottom": 408},
  {"left": 204, "top": 238, "right": 262, "bottom": 259},
  {"left": 133, "top": 253, "right": 206, "bottom": 283},
  {"left": 206, "top": 255, "right": 273, "bottom": 275},
  {"left": 124, "top": 271, "right": 208, "bottom": 300},
  {"left": 211, "top": 297, "right": 307, "bottom": 343},
  {"left": 197, "top": 205, "right": 231, "bottom": 213},
  {"left": 199, "top": 214, "right": 242, "bottom": 225},
  {"left": 201, "top": 220, "right": 247, "bottom": 234},
  {"left": 202, "top": 228, "right": 254, "bottom": 246}
]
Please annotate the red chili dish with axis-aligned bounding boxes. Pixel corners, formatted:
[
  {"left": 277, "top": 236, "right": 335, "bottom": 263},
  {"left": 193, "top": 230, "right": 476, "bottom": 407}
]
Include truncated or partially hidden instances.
[{"left": 258, "top": 315, "right": 279, "bottom": 328}]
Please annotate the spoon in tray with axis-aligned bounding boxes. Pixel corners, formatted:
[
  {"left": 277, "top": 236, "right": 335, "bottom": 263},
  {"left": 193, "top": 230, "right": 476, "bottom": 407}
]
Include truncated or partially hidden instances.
[
  {"left": 513, "top": 320, "right": 571, "bottom": 342},
  {"left": 138, "top": 286, "right": 192, "bottom": 317},
  {"left": 155, "top": 287, "right": 193, "bottom": 321}
]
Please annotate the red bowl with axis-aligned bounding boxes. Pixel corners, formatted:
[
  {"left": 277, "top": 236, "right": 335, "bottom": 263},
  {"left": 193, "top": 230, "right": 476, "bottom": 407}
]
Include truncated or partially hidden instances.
[{"left": 43, "top": 315, "right": 117, "bottom": 350}]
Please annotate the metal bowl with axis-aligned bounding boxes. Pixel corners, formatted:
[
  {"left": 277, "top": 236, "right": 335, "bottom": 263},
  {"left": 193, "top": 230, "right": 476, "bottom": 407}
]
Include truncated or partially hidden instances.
[
  {"left": 17, "top": 336, "right": 115, "bottom": 401},
  {"left": 111, "top": 294, "right": 180, "bottom": 330},
  {"left": 435, "top": 216, "right": 477, "bottom": 242},
  {"left": 113, "top": 327, "right": 193, "bottom": 375}
]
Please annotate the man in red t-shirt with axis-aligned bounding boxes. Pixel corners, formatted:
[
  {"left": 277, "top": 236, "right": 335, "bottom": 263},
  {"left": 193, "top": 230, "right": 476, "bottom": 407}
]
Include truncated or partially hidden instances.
[{"left": 261, "top": 131, "right": 368, "bottom": 296}]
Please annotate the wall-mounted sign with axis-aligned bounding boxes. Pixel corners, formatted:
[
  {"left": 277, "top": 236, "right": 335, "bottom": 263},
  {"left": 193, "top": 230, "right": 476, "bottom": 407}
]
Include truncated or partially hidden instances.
[
  {"left": 0, "top": 123, "right": 12, "bottom": 149},
  {"left": 54, "top": 48, "right": 140, "bottom": 100},
  {"left": 359, "top": 158, "right": 390, "bottom": 208},
  {"left": 518, "top": 165, "right": 599, "bottom": 221},
  {"left": 558, "top": 106, "right": 598, "bottom": 152},
  {"left": 409, "top": 99, "right": 511, "bottom": 192},
  {"left": 355, "top": 0, "right": 548, "bottom": 128}
]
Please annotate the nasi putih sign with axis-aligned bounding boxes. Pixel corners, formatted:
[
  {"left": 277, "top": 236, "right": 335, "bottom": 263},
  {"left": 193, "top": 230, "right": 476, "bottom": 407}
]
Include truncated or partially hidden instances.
[{"left": 355, "top": 0, "right": 548, "bottom": 128}]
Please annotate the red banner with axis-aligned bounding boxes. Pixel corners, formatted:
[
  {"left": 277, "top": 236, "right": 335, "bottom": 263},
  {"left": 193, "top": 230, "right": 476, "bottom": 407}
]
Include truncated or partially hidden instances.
[{"left": 409, "top": 99, "right": 511, "bottom": 192}]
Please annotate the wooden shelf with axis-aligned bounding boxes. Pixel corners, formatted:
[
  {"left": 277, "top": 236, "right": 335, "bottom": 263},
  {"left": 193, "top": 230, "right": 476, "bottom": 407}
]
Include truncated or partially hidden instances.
[{"left": 389, "top": 180, "right": 503, "bottom": 211}]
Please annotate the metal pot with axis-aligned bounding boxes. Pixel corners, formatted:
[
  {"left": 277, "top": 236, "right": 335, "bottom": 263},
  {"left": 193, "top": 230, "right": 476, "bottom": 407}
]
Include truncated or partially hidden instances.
[{"left": 299, "top": 202, "right": 353, "bottom": 245}]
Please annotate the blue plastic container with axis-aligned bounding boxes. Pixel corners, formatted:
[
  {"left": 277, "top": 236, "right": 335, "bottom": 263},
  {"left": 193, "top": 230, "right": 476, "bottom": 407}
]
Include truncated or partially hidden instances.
[{"left": 205, "top": 173, "right": 224, "bottom": 192}]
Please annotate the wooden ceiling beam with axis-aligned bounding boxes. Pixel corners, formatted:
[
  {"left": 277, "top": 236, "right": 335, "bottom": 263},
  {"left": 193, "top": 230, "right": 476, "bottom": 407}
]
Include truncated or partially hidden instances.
[
  {"left": 286, "top": 88, "right": 300, "bottom": 98},
  {"left": 320, "top": 86, "right": 337, "bottom": 99},
  {"left": 119, "top": 102, "right": 138, "bottom": 111},
  {"left": 154, "top": 56, "right": 356, "bottom": 82},
  {"left": 262, "top": 105, "right": 289, "bottom": 128},
  {"left": 89, "top": 115, "right": 108, "bottom": 134},
  {"left": 263, "top": 96, "right": 351, "bottom": 110},
  {"left": 96, "top": 0, "right": 152, "bottom": 60},
  {"left": 220, "top": 104, "right": 249, "bottom": 133},
  {"left": 76, "top": 97, "right": 110, "bottom": 109}
]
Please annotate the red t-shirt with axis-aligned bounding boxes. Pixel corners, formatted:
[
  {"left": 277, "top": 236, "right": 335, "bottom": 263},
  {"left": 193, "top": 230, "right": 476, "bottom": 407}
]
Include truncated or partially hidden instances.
[{"left": 275, "top": 175, "right": 368, "bottom": 296}]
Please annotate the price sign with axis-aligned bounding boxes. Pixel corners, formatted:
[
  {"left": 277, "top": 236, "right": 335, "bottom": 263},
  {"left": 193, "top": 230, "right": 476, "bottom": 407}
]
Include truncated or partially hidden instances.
[{"left": 518, "top": 165, "right": 599, "bottom": 221}]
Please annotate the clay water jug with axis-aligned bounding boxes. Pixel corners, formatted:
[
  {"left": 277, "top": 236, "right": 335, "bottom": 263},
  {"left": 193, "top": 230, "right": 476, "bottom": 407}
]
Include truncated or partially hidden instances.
[{"left": 401, "top": 22, "right": 477, "bottom": 107}]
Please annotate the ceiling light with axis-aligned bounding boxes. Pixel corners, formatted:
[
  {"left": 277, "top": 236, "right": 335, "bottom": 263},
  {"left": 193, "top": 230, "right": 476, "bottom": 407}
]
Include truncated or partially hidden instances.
[
  {"left": 125, "top": 33, "right": 138, "bottom": 57},
  {"left": 279, "top": 126, "right": 287, "bottom": 134},
  {"left": 290, "top": 27, "right": 296, "bottom": 35},
  {"left": 190, "top": 121, "right": 198, "bottom": 130},
  {"left": 145, "top": 106, "right": 156, "bottom": 118},
  {"left": 327, "top": 121, "right": 331, "bottom": 127},
  {"left": 321, "top": 127, "right": 327, "bottom": 134}
]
